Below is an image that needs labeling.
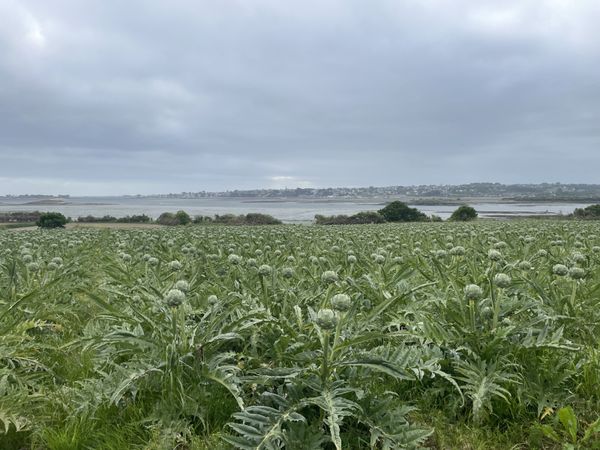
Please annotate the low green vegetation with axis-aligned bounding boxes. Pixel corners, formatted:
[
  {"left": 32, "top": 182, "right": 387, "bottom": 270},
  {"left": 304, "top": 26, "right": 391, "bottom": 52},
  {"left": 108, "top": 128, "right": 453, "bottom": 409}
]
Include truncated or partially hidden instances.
[
  {"left": 196, "top": 213, "right": 282, "bottom": 226},
  {"left": 156, "top": 210, "right": 193, "bottom": 226},
  {"left": 2, "top": 221, "right": 600, "bottom": 448},
  {"left": 572, "top": 204, "right": 600, "bottom": 219},
  {"left": 379, "top": 201, "right": 429, "bottom": 222},
  {"left": 449, "top": 205, "right": 478, "bottom": 221},
  {"left": 36, "top": 212, "right": 68, "bottom": 228},
  {"left": 315, "top": 211, "right": 385, "bottom": 225},
  {"left": 155, "top": 212, "right": 282, "bottom": 226},
  {"left": 315, "top": 201, "right": 429, "bottom": 225},
  {"left": 77, "top": 214, "right": 152, "bottom": 223},
  {"left": 316, "top": 201, "right": 468, "bottom": 225}
]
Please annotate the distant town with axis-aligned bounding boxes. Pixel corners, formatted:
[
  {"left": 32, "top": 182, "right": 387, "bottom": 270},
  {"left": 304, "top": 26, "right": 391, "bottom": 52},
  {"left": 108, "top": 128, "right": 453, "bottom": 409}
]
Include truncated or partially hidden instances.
[
  {"left": 3, "top": 183, "right": 600, "bottom": 202},
  {"left": 132, "top": 183, "right": 600, "bottom": 202}
]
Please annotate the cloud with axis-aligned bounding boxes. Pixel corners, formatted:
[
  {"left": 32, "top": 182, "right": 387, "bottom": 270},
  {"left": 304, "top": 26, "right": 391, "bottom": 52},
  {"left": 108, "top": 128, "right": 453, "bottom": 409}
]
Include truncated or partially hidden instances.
[{"left": 0, "top": 0, "right": 599, "bottom": 194}]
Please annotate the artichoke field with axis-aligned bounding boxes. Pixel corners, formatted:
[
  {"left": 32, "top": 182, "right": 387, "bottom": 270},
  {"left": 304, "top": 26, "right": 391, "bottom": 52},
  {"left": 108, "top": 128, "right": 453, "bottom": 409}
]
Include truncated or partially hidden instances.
[{"left": 1, "top": 222, "right": 600, "bottom": 449}]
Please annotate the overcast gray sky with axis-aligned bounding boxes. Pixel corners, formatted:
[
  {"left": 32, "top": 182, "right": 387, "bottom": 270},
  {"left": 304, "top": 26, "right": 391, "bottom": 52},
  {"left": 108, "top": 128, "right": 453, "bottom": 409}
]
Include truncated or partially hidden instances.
[{"left": 1, "top": 0, "right": 599, "bottom": 195}]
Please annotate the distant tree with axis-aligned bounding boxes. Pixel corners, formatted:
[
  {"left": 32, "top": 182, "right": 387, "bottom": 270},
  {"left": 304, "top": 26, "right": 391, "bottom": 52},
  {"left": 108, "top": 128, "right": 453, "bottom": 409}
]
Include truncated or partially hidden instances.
[
  {"left": 314, "top": 211, "right": 385, "bottom": 225},
  {"left": 573, "top": 204, "right": 600, "bottom": 219},
  {"left": 378, "top": 201, "right": 427, "bottom": 222},
  {"left": 77, "top": 215, "right": 117, "bottom": 223},
  {"left": 156, "top": 211, "right": 191, "bottom": 225},
  {"left": 209, "top": 213, "right": 281, "bottom": 225},
  {"left": 175, "top": 210, "right": 191, "bottom": 225},
  {"left": 193, "top": 215, "right": 213, "bottom": 224},
  {"left": 36, "top": 212, "right": 68, "bottom": 228},
  {"left": 244, "top": 213, "right": 282, "bottom": 225},
  {"left": 349, "top": 211, "right": 386, "bottom": 224},
  {"left": 314, "top": 214, "right": 350, "bottom": 225},
  {"left": 449, "top": 205, "right": 478, "bottom": 221},
  {"left": 156, "top": 212, "right": 178, "bottom": 225},
  {"left": 213, "top": 214, "right": 238, "bottom": 225}
]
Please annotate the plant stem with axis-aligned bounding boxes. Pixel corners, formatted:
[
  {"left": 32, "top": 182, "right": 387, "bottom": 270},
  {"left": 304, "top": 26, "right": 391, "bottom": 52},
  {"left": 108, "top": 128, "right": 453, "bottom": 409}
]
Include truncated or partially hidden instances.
[{"left": 321, "top": 332, "right": 330, "bottom": 385}]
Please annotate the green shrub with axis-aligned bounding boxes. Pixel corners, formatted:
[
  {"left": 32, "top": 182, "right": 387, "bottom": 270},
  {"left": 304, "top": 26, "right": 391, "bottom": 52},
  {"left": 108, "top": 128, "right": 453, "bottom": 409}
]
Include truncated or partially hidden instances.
[
  {"left": 156, "top": 212, "right": 179, "bottom": 225},
  {"left": 350, "top": 211, "right": 386, "bottom": 224},
  {"left": 315, "top": 211, "right": 385, "bottom": 225},
  {"left": 243, "top": 213, "right": 282, "bottom": 225},
  {"left": 77, "top": 215, "right": 117, "bottom": 223},
  {"left": 212, "top": 213, "right": 281, "bottom": 225},
  {"left": 190, "top": 213, "right": 281, "bottom": 225},
  {"left": 175, "top": 210, "right": 191, "bottom": 225},
  {"left": 156, "top": 211, "right": 191, "bottom": 226},
  {"left": 378, "top": 201, "right": 427, "bottom": 222},
  {"left": 449, "top": 205, "right": 478, "bottom": 221},
  {"left": 36, "top": 212, "right": 68, "bottom": 228},
  {"left": 76, "top": 214, "right": 152, "bottom": 223},
  {"left": 193, "top": 215, "right": 213, "bottom": 224},
  {"left": 314, "top": 214, "right": 348, "bottom": 225},
  {"left": 573, "top": 204, "right": 600, "bottom": 219}
]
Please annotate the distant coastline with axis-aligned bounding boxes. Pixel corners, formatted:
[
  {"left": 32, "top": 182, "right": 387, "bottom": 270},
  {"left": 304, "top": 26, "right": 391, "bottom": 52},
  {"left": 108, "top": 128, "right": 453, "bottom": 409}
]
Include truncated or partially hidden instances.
[
  {"left": 1, "top": 183, "right": 598, "bottom": 223},
  {"left": 4, "top": 182, "right": 600, "bottom": 203}
]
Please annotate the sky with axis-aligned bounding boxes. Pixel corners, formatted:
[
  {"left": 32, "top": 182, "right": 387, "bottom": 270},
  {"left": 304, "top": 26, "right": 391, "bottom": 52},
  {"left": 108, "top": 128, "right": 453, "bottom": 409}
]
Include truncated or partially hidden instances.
[{"left": 1, "top": 0, "right": 599, "bottom": 195}]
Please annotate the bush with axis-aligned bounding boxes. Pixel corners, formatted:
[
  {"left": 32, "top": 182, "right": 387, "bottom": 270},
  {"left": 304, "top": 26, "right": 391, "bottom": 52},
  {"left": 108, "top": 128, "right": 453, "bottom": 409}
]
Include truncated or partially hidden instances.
[
  {"left": 244, "top": 213, "right": 282, "bottom": 225},
  {"left": 378, "top": 201, "right": 427, "bottom": 222},
  {"left": 573, "top": 204, "right": 600, "bottom": 219},
  {"left": 171, "top": 213, "right": 282, "bottom": 226},
  {"left": 156, "top": 212, "right": 179, "bottom": 226},
  {"left": 314, "top": 214, "right": 349, "bottom": 225},
  {"left": 156, "top": 211, "right": 192, "bottom": 226},
  {"left": 77, "top": 215, "right": 117, "bottom": 223},
  {"left": 449, "top": 205, "right": 478, "bottom": 221},
  {"left": 36, "top": 212, "right": 68, "bottom": 228},
  {"left": 193, "top": 215, "right": 213, "bottom": 224},
  {"left": 77, "top": 214, "right": 152, "bottom": 223},
  {"left": 213, "top": 214, "right": 238, "bottom": 225},
  {"left": 315, "top": 211, "right": 385, "bottom": 225},
  {"left": 350, "top": 211, "right": 386, "bottom": 224},
  {"left": 212, "top": 213, "right": 281, "bottom": 225},
  {"left": 175, "top": 210, "right": 191, "bottom": 225}
]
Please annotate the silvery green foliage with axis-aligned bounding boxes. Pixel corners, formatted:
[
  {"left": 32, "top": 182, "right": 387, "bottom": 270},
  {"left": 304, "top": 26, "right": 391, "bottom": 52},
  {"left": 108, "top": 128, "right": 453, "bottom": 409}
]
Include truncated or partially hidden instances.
[
  {"left": 1, "top": 220, "right": 599, "bottom": 448},
  {"left": 568, "top": 267, "right": 585, "bottom": 279},
  {"left": 331, "top": 293, "right": 352, "bottom": 312},
  {"left": 321, "top": 270, "right": 339, "bottom": 284},
  {"left": 316, "top": 309, "right": 337, "bottom": 330},
  {"left": 164, "top": 289, "right": 186, "bottom": 307},
  {"left": 258, "top": 264, "right": 272, "bottom": 276},
  {"left": 493, "top": 273, "right": 511, "bottom": 288},
  {"left": 464, "top": 284, "right": 483, "bottom": 300},
  {"left": 553, "top": 264, "right": 568, "bottom": 276},
  {"left": 228, "top": 254, "right": 242, "bottom": 265},
  {"left": 487, "top": 249, "right": 502, "bottom": 261}
]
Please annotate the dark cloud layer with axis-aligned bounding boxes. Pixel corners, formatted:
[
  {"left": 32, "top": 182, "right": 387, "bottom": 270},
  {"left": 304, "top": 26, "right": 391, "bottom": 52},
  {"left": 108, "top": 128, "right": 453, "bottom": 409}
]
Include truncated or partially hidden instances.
[{"left": 1, "top": 0, "right": 599, "bottom": 194}]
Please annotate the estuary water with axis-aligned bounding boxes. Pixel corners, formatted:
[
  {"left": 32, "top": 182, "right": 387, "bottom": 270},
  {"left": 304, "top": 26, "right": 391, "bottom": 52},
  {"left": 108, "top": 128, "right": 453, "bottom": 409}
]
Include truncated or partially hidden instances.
[{"left": 0, "top": 197, "right": 589, "bottom": 222}]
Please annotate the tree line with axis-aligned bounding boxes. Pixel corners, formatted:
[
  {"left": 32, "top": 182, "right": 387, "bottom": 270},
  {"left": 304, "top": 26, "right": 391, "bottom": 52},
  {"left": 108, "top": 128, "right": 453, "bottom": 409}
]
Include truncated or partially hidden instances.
[
  {"left": 315, "top": 202, "right": 477, "bottom": 225},
  {"left": 34, "top": 211, "right": 283, "bottom": 228},
  {"left": 24, "top": 202, "right": 600, "bottom": 228}
]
